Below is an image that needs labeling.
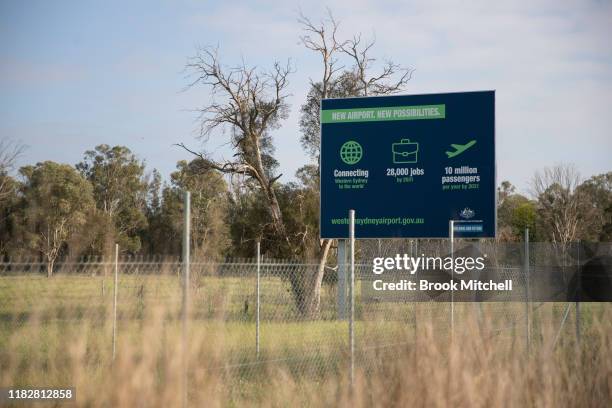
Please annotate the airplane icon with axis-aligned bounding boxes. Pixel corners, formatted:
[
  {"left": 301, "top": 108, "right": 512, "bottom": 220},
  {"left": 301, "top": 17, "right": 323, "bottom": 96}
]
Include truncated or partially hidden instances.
[{"left": 446, "top": 140, "right": 476, "bottom": 158}]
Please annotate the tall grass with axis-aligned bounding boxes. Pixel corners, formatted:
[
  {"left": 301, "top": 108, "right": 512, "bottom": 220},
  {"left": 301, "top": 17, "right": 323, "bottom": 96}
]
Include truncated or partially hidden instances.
[{"left": 0, "top": 274, "right": 610, "bottom": 407}]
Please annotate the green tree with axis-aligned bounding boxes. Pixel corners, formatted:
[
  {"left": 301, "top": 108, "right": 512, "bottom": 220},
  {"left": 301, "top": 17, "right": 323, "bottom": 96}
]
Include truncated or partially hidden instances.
[
  {"left": 497, "top": 181, "right": 516, "bottom": 209},
  {"left": 496, "top": 181, "right": 536, "bottom": 241},
  {"left": 147, "top": 169, "right": 163, "bottom": 218},
  {"left": 159, "top": 159, "right": 231, "bottom": 260},
  {"left": 510, "top": 201, "right": 537, "bottom": 240},
  {"left": 575, "top": 172, "right": 612, "bottom": 241},
  {"left": 140, "top": 169, "right": 164, "bottom": 254},
  {"left": 0, "top": 174, "right": 20, "bottom": 256},
  {"left": 76, "top": 145, "right": 148, "bottom": 253},
  {"left": 282, "top": 165, "right": 322, "bottom": 259},
  {"left": 20, "top": 161, "right": 94, "bottom": 276},
  {"left": 226, "top": 188, "right": 270, "bottom": 258}
]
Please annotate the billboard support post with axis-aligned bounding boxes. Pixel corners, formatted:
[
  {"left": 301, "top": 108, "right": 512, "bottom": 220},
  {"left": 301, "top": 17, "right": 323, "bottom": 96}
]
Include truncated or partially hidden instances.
[
  {"left": 349, "top": 209, "right": 355, "bottom": 387},
  {"left": 256, "top": 240, "right": 261, "bottom": 358}
]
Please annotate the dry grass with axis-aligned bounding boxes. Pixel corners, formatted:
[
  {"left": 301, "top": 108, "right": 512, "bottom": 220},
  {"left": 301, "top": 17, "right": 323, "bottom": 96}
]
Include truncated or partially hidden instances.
[{"left": 0, "top": 275, "right": 610, "bottom": 407}]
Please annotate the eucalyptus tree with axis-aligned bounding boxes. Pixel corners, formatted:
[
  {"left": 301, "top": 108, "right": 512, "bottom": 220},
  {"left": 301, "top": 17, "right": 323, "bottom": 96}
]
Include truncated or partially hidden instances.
[
  {"left": 20, "top": 161, "right": 94, "bottom": 276},
  {"left": 77, "top": 144, "right": 148, "bottom": 253}
]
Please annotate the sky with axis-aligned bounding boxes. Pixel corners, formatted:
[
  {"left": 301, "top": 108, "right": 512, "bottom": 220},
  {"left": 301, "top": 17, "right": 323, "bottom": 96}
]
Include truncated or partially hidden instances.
[{"left": 1, "top": 0, "right": 611, "bottom": 193}]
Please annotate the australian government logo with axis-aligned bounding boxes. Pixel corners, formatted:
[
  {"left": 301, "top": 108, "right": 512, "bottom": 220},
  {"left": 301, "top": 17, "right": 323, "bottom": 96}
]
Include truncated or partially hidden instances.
[
  {"left": 455, "top": 207, "right": 483, "bottom": 233},
  {"left": 460, "top": 207, "right": 475, "bottom": 219}
]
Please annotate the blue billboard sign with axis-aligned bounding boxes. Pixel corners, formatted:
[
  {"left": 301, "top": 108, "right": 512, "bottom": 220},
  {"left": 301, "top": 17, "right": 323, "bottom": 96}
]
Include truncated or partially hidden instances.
[{"left": 320, "top": 91, "right": 496, "bottom": 238}]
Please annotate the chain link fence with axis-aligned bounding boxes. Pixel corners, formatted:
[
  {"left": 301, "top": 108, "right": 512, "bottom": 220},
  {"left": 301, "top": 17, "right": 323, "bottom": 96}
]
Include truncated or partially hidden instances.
[{"left": 1, "top": 240, "right": 610, "bottom": 404}]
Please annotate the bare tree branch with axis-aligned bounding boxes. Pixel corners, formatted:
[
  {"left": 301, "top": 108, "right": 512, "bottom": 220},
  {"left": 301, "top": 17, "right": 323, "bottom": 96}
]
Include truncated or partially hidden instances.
[
  {"left": 340, "top": 32, "right": 414, "bottom": 96},
  {"left": 531, "top": 164, "right": 583, "bottom": 246},
  {"left": 0, "top": 139, "right": 26, "bottom": 174},
  {"left": 175, "top": 143, "right": 258, "bottom": 179},
  {"left": 182, "top": 49, "right": 293, "bottom": 242},
  {"left": 0, "top": 139, "right": 26, "bottom": 201},
  {"left": 298, "top": 8, "right": 346, "bottom": 99}
]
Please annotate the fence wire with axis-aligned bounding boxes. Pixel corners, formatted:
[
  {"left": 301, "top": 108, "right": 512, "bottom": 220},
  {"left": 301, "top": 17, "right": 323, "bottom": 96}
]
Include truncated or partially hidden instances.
[{"left": 0, "top": 241, "right": 610, "bottom": 398}]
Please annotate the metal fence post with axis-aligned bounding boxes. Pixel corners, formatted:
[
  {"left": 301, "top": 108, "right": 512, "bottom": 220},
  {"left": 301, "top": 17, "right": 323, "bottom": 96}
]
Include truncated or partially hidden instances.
[
  {"left": 182, "top": 191, "right": 191, "bottom": 408},
  {"left": 449, "top": 220, "right": 454, "bottom": 337},
  {"left": 525, "top": 228, "right": 530, "bottom": 353},
  {"left": 349, "top": 209, "right": 355, "bottom": 386},
  {"left": 112, "top": 243, "right": 118, "bottom": 361},
  {"left": 576, "top": 241, "right": 580, "bottom": 345},
  {"left": 256, "top": 240, "right": 261, "bottom": 358},
  {"left": 338, "top": 240, "right": 347, "bottom": 320}
]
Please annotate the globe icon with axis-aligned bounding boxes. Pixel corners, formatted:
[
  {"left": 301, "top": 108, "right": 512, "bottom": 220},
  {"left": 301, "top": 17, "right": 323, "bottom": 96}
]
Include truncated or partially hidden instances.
[{"left": 340, "top": 140, "right": 363, "bottom": 165}]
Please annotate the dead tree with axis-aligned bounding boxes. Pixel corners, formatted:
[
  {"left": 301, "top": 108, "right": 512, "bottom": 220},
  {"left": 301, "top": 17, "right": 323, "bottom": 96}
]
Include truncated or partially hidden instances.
[
  {"left": 180, "top": 47, "right": 291, "bottom": 242},
  {"left": 0, "top": 139, "right": 25, "bottom": 201},
  {"left": 180, "top": 48, "right": 326, "bottom": 316},
  {"left": 341, "top": 33, "right": 414, "bottom": 96},
  {"left": 531, "top": 164, "right": 583, "bottom": 247},
  {"left": 297, "top": 10, "right": 345, "bottom": 316},
  {"left": 298, "top": 10, "right": 414, "bottom": 316}
]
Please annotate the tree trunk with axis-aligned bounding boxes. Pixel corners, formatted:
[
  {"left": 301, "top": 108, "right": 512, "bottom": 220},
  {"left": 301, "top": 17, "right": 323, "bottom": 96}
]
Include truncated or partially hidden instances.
[
  {"left": 46, "top": 258, "right": 54, "bottom": 278},
  {"left": 304, "top": 239, "right": 333, "bottom": 317},
  {"left": 264, "top": 185, "right": 287, "bottom": 238},
  {"left": 258, "top": 177, "right": 335, "bottom": 318},
  {"left": 251, "top": 138, "right": 330, "bottom": 318},
  {"left": 252, "top": 137, "right": 288, "bottom": 242},
  {"left": 286, "top": 239, "right": 334, "bottom": 319}
]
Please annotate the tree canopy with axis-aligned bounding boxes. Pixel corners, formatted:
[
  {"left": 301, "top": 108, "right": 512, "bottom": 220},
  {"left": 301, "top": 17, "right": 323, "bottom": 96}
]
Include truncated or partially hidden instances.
[{"left": 20, "top": 161, "right": 95, "bottom": 276}]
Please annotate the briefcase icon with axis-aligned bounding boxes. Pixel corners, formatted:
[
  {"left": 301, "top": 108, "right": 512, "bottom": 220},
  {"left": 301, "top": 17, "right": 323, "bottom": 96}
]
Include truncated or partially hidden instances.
[{"left": 392, "top": 139, "right": 419, "bottom": 163}]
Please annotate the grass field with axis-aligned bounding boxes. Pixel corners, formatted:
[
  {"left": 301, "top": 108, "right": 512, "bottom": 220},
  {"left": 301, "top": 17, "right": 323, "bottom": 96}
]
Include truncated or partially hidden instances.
[{"left": 1, "top": 272, "right": 610, "bottom": 406}]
